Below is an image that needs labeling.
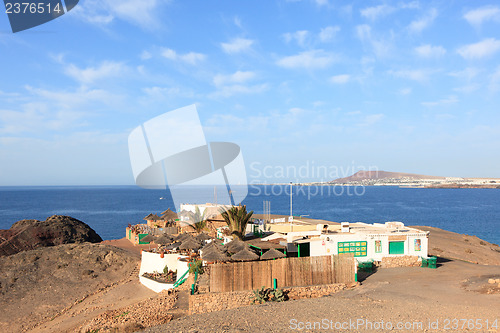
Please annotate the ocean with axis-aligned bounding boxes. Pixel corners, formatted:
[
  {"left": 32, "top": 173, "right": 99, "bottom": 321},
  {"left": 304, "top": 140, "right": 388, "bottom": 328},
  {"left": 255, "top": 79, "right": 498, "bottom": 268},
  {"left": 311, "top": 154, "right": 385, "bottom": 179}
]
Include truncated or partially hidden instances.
[{"left": 0, "top": 185, "right": 499, "bottom": 245}]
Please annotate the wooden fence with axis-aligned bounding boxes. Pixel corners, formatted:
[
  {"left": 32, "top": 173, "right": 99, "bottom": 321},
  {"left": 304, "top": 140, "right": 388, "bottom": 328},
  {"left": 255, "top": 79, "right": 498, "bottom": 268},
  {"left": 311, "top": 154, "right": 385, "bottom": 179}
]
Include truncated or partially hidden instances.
[{"left": 209, "top": 255, "right": 355, "bottom": 293}]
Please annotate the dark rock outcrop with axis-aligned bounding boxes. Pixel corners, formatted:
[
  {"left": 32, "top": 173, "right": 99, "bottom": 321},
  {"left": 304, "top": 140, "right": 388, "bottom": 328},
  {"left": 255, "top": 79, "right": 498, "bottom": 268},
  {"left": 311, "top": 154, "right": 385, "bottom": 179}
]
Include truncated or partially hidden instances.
[{"left": 0, "top": 215, "right": 102, "bottom": 257}]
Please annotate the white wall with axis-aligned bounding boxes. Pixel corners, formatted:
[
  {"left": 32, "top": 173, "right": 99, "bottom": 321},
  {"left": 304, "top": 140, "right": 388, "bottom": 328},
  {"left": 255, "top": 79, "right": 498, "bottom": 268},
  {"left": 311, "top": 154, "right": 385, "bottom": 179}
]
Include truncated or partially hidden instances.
[
  {"left": 139, "top": 251, "right": 191, "bottom": 293},
  {"left": 308, "top": 233, "right": 429, "bottom": 262}
]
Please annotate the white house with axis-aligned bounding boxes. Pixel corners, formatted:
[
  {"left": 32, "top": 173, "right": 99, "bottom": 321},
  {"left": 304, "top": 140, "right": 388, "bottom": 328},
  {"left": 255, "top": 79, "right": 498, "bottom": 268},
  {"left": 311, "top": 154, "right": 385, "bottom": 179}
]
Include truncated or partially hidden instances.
[{"left": 293, "top": 222, "right": 429, "bottom": 262}]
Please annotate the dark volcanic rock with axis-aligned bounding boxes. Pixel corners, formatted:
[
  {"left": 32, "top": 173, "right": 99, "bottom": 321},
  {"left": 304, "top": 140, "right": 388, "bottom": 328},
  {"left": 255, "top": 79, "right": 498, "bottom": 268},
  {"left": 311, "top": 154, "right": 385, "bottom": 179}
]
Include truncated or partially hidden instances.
[{"left": 0, "top": 215, "right": 102, "bottom": 257}]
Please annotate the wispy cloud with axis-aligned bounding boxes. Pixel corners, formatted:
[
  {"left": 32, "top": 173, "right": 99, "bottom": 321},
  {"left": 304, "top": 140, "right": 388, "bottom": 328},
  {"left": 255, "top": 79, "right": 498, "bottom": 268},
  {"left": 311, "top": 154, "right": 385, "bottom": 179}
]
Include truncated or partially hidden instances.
[
  {"left": 73, "top": 0, "right": 168, "bottom": 29},
  {"left": 489, "top": 66, "right": 500, "bottom": 92},
  {"left": 415, "top": 44, "right": 446, "bottom": 58},
  {"left": 161, "top": 48, "right": 206, "bottom": 65},
  {"left": 457, "top": 38, "right": 500, "bottom": 59},
  {"left": 213, "top": 71, "right": 256, "bottom": 87},
  {"left": 421, "top": 95, "right": 459, "bottom": 107},
  {"left": 210, "top": 70, "right": 265, "bottom": 98},
  {"left": 319, "top": 26, "right": 340, "bottom": 42},
  {"left": 283, "top": 30, "right": 309, "bottom": 47},
  {"left": 64, "top": 61, "right": 127, "bottom": 85},
  {"left": 360, "top": 5, "right": 396, "bottom": 20},
  {"left": 330, "top": 74, "right": 350, "bottom": 84},
  {"left": 464, "top": 6, "right": 500, "bottom": 27},
  {"left": 276, "top": 50, "right": 337, "bottom": 69},
  {"left": 389, "top": 69, "right": 432, "bottom": 82},
  {"left": 356, "top": 24, "right": 392, "bottom": 58},
  {"left": 408, "top": 8, "right": 438, "bottom": 33},
  {"left": 359, "top": 113, "right": 384, "bottom": 127},
  {"left": 221, "top": 38, "right": 254, "bottom": 54}
]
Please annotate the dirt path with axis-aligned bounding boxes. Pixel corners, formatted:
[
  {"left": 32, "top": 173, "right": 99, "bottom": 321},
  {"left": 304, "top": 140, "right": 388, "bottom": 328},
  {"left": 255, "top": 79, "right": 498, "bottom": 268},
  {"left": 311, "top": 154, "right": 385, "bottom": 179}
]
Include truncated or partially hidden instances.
[{"left": 143, "top": 259, "right": 500, "bottom": 333}]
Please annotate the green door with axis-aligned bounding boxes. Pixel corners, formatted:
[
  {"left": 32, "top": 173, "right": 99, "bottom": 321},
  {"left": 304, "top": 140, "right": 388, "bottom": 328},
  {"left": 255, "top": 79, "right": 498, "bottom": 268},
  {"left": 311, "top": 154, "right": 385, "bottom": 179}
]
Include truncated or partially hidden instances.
[{"left": 389, "top": 241, "right": 405, "bottom": 254}]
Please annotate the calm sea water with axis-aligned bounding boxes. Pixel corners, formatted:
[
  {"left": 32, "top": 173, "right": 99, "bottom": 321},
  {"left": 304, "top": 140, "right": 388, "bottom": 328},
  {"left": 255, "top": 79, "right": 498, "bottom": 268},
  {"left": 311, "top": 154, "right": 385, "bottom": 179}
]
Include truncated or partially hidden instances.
[{"left": 0, "top": 185, "right": 499, "bottom": 245}]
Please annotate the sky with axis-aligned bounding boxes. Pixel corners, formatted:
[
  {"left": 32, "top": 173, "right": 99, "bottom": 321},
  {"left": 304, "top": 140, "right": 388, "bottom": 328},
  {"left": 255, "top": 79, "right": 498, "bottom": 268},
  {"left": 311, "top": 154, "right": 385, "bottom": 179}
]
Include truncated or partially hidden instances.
[{"left": 1, "top": 0, "right": 500, "bottom": 185}]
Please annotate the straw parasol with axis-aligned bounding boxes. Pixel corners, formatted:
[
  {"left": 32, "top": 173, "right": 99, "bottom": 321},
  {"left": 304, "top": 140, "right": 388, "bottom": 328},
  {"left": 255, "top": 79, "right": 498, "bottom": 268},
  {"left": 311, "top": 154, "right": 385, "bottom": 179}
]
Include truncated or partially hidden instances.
[
  {"left": 201, "top": 247, "right": 231, "bottom": 262},
  {"left": 161, "top": 208, "right": 178, "bottom": 221},
  {"left": 140, "top": 234, "right": 156, "bottom": 243},
  {"left": 155, "top": 234, "right": 173, "bottom": 245},
  {"left": 196, "top": 232, "right": 212, "bottom": 242},
  {"left": 165, "top": 241, "right": 182, "bottom": 250},
  {"left": 260, "top": 248, "right": 286, "bottom": 260},
  {"left": 231, "top": 247, "right": 259, "bottom": 261},
  {"left": 201, "top": 241, "right": 225, "bottom": 252},
  {"left": 143, "top": 213, "right": 153, "bottom": 220},
  {"left": 225, "top": 238, "right": 249, "bottom": 253},
  {"left": 178, "top": 238, "right": 201, "bottom": 251},
  {"left": 174, "top": 233, "right": 192, "bottom": 242}
]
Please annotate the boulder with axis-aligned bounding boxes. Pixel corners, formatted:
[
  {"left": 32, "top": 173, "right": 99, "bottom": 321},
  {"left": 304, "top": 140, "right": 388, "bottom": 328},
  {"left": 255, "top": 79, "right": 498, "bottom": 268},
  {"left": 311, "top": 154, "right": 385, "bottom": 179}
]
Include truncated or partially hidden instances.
[{"left": 0, "top": 215, "right": 102, "bottom": 257}]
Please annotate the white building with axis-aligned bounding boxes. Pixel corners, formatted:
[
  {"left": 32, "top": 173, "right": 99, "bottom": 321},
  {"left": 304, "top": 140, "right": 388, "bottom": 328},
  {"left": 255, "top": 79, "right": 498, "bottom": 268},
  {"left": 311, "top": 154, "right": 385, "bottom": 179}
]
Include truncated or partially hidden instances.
[{"left": 262, "top": 221, "right": 429, "bottom": 263}]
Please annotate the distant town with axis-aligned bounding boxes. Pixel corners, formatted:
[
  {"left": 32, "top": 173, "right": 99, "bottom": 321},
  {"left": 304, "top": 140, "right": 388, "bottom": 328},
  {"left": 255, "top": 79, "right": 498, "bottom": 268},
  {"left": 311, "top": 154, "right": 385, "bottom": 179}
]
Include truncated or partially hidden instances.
[{"left": 295, "top": 171, "right": 500, "bottom": 188}]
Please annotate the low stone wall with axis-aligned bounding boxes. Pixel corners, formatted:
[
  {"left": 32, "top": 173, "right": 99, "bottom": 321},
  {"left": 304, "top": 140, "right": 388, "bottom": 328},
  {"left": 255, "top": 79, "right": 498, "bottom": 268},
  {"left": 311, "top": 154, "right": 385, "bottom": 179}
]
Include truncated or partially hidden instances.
[
  {"left": 381, "top": 255, "right": 421, "bottom": 268},
  {"left": 189, "top": 283, "right": 348, "bottom": 315}
]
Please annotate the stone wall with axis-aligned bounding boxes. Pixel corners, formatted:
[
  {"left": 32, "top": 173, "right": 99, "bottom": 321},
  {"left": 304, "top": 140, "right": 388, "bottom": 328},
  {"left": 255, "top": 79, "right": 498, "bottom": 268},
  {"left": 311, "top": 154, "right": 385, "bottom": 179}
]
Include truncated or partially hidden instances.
[
  {"left": 381, "top": 255, "right": 421, "bottom": 268},
  {"left": 189, "top": 283, "right": 349, "bottom": 315}
]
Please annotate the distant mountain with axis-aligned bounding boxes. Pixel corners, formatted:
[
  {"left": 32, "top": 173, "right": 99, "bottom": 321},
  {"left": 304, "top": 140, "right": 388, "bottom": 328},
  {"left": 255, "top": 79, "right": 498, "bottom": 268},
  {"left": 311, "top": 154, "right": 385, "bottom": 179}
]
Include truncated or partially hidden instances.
[{"left": 330, "top": 170, "right": 445, "bottom": 183}]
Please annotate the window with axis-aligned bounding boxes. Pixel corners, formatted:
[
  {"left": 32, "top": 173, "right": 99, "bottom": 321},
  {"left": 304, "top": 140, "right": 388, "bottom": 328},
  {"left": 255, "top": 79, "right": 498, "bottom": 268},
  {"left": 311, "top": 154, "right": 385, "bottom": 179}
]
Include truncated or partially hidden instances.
[
  {"left": 338, "top": 241, "right": 367, "bottom": 257},
  {"left": 414, "top": 239, "right": 421, "bottom": 251},
  {"left": 375, "top": 240, "right": 382, "bottom": 253}
]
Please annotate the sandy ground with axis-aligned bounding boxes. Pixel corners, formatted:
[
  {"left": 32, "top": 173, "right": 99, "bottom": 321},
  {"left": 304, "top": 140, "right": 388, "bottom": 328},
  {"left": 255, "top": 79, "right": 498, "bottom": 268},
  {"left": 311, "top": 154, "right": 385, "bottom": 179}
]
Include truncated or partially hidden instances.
[
  {"left": 101, "top": 237, "right": 158, "bottom": 255},
  {"left": 2, "top": 228, "right": 499, "bottom": 332},
  {"left": 144, "top": 259, "right": 500, "bottom": 333}
]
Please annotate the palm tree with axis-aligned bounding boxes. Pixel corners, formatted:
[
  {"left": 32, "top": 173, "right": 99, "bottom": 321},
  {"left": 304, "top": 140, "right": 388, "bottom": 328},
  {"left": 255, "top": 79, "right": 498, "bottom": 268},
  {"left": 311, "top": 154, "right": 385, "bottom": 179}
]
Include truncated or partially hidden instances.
[
  {"left": 188, "top": 206, "right": 207, "bottom": 233},
  {"left": 220, "top": 205, "right": 254, "bottom": 240}
]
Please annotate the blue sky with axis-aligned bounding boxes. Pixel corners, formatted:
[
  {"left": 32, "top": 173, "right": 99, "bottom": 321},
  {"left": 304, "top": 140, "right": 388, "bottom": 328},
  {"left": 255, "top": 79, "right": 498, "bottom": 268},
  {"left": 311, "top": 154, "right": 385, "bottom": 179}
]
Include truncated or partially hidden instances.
[{"left": 1, "top": 0, "right": 500, "bottom": 185}]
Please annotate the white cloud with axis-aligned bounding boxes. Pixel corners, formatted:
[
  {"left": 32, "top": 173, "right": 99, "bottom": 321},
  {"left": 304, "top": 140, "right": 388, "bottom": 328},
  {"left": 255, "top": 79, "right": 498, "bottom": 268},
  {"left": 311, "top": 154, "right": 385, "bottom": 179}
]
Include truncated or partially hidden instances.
[
  {"left": 399, "top": 88, "right": 412, "bottom": 95},
  {"left": 221, "top": 38, "right": 254, "bottom": 54},
  {"left": 73, "top": 0, "right": 167, "bottom": 29},
  {"left": 276, "top": 50, "right": 337, "bottom": 69},
  {"left": 161, "top": 48, "right": 206, "bottom": 65},
  {"left": 359, "top": 113, "right": 384, "bottom": 126},
  {"left": 209, "top": 84, "right": 268, "bottom": 99},
  {"left": 314, "top": 0, "right": 329, "bottom": 6},
  {"left": 421, "top": 95, "right": 459, "bottom": 107},
  {"left": 464, "top": 6, "right": 500, "bottom": 27},
  {"left": 330, "top": 74, "right": 350, "bottom": 84},
  {"left": 140, "top": 50, "right": 152, "bottom": 60},
  {"left": 489, "top": 66, "right": 500, "bottom": 91},
  {"left": 356, "top": 24, "right": 392, "bottom": 58},
  {"left": 457, "top": 38, "right": 500, "bottom": 59},
  {"left": 64, "top": 61, "right": 126, "bottom": 85},
  {"left": 408, "top": 8, "right": 438, "bottom": 33},
  {"left": 415, "top": 44, "right": 446, "bottom": 58},
  {"left": 319, "top": 26, "right": 340, "bottom": 42},
  {"left": 360, "top": 5, "right": 396, "bottom": 20},
  {"left": 283, "top": 30, "right": 309, "bottom": 47},
  {"left": 448, "top": 67, "right": 480, "bottom": 80},
  {"left": 213, "top": 71, "right": 256, "bottom": 87},
  {"left": 389, "top": 69, "right": 432, "bottom": 82}
]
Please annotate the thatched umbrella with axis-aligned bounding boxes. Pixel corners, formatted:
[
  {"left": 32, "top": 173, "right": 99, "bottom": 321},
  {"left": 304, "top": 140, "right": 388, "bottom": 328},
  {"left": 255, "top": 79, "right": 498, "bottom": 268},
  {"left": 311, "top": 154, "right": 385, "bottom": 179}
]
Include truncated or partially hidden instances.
[
  {"left": 261, "top": 248, "right": 286, "bottom": 260},
  {"left": 165, "top": 241, "right": 182, "bottom": 251},
  {"left": 161, "top": 208, "right": 178, "bottom": 221},
  {"left": 196, "top": 232, "right": 211, "bottom": 242},
  {"left": 225, "top": 239, "right": 249, "bottom": 253},
  {"left": 155, "top": 234, "right": 173, "bottom": 245},
  {"left": 201, "top": 241, "right": 225, "bottom": 252},
  {"left": 231, "top": 247, "right": 259, "bottom": 261},
  {"left": 201, "top": 247, "right": 231, "bottom": 262},
  {"left": 179, "top": 239, "right": 201, "bottom": 251},
  {"left": 141, "top": 234, "right": 156, "bottom": 243},
  {"left": 143, "top": 213, "right": 153, "bottom": 220},
  {"left": 174, "top": 233, "right": 192, "bottom": 242}
]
